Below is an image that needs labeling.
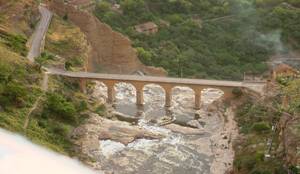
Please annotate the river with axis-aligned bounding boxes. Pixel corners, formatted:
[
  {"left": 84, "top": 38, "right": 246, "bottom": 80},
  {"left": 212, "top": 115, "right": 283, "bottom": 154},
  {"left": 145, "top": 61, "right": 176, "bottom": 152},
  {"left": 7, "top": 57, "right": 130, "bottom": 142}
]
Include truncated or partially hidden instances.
[{"left": 88, "top": 82, "right": 238, "bottom": 174}]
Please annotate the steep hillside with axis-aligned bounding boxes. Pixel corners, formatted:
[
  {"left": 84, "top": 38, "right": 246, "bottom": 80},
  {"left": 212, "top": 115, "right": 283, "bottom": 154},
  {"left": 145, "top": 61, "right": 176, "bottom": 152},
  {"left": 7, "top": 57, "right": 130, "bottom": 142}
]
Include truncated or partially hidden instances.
[
  {"left": 43, "top": 15, "right": 89, "bottom": 71},
  {"left": 94, "top": 0, "right": 300, "bottom": 80},
  {"left": 0, "top": 0, "right": 39, "bottom": 37},
  {"left": 233, "top": 73, "right": 300, "bottom": 173},
  {"left": 48, "top": 0, "right": 166, "bottom": 76}
]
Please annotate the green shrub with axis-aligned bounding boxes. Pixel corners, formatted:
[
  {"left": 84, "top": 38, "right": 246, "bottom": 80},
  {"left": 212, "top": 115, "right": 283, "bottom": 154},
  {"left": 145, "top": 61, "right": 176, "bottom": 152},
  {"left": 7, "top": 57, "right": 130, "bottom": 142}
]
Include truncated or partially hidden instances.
[
  {"left": 63, "top": 14, "right": 68, "bottom": 21},
  {"left": 0, "top": 32, "right": 27, "bottom": 56},
  {"left": 0, "top": 81, "right": 27, "bottom": 108},
  {"left": 95, "top": 104, "right": 106, "bottom": 115},
  {"left": 65, "top": 56, "right": 84, "bottom": 70},
  {"left": 36, "top": 51, "right": 55, "bottom": 65},
  {"left": 76, "top": 100, "right": 88, "bottom": 112},
  {"left": 50, "top": 122, "right": 70, "bottom": 137},
  {"left": 44, "top": 92, "right": 77, "bottom": 124},
  {"left": 232, "top": 87, "right": 243, "bottom": 98},
  {"left": 251, "top": 122, "right": 271, "bottom": 134}
]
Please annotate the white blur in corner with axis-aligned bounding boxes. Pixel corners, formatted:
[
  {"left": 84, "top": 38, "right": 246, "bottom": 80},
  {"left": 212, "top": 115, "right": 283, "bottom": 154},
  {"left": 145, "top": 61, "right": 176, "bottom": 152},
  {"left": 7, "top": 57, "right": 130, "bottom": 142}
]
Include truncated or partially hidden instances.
[{"left": 0, "top": 128, "right": 101, "bottom": 174}]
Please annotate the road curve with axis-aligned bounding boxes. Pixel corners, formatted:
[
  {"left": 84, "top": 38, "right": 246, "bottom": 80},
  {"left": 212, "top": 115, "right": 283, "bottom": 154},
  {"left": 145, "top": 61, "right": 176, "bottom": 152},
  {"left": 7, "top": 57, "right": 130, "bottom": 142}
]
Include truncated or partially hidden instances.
[{"left": 27, "top": 5, "right": 52, "bottom": 62}]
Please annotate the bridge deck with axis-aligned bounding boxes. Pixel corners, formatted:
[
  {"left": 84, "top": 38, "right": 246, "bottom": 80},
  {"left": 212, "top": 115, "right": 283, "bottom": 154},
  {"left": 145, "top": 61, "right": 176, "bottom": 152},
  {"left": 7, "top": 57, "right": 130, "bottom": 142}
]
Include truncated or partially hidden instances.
[{"left": 46, "top": 68, "right": 246, "bottom": 87}]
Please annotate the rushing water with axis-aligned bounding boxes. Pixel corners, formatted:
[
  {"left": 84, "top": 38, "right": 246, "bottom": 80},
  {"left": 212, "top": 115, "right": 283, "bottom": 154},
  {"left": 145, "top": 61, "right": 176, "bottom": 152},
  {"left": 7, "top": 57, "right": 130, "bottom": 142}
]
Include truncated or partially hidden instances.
[
  {"left": 92, "top": 82, "right": 235, "bottom": 174},
  {"left": 0, "top": 128, "right": 101, "bottom": 174}
]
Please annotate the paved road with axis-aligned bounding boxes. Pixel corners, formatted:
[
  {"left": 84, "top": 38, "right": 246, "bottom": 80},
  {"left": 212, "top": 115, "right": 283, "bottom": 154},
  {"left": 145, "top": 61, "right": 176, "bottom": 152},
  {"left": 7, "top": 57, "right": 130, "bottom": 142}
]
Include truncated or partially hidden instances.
[
  {"left": 27, "top": 5, "right": 52, "bottom": 62},
  {"left": 46, "top": 67, "right": 266, "bottom": 90}
]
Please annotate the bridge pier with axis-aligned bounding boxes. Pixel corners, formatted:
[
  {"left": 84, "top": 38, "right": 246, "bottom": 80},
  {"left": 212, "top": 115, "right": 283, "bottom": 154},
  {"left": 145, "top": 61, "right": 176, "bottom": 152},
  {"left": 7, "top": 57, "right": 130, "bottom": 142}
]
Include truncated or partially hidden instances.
[
  {"left": 195, "top": 93, "right": 201, "bottom": 110},
  {"left": 105, "top": 83, "right": 115, "bottom": 104},
  {"left": 165, "top": 91, "right": 172, "bottom": 107},
  {"left": 79, "top": 79, "right": 87, "bottom": 94},
  {"left": 193, "top": 87, "right": 203, "bottom": 110},
  {"left": 161, "top": 84, "right": 173, "bottom": 107},
  {"left": 133, "top": 83, "right": 144, "bottom": 106}
]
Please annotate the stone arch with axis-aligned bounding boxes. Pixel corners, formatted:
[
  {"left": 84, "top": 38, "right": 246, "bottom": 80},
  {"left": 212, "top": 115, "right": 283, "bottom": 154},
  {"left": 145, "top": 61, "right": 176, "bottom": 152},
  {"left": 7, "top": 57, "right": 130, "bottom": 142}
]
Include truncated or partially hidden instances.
[
  {"left": 91, "top": 81, "right": 108, "bottom": 103},
  {"left": 143, "top": 83, "right": 166, "bottom": 106},
  {"left": 113, "top": 81, "right": 137, "bottom": 104},
  {"left": 201, "top": 88, "right": 224, "bottom": 105},
  {"left": 171, "top": 86, "right": 196, "bottom": 109}
]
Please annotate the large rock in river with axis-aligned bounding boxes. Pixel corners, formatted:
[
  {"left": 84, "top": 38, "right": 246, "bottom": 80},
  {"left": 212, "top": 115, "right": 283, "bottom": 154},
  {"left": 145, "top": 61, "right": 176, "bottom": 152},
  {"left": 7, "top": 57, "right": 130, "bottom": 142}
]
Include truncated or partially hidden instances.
[{"left": 70, "top": 113, "right": 164, "bottom": 168}]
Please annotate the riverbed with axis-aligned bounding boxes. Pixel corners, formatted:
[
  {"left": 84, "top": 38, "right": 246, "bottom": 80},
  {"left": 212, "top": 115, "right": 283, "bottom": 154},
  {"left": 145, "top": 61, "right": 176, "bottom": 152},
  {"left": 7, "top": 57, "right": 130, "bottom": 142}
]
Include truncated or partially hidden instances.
[{"left": 85, "top": 82, "right": 238, "bottom": 174}]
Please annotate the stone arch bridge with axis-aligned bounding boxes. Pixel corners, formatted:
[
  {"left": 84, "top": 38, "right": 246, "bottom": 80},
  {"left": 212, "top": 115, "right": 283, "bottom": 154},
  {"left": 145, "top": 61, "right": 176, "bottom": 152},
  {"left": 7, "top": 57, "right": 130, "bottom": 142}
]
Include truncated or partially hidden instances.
[{"left": 46, "top": 68, "right": 265, "bottom": 109}]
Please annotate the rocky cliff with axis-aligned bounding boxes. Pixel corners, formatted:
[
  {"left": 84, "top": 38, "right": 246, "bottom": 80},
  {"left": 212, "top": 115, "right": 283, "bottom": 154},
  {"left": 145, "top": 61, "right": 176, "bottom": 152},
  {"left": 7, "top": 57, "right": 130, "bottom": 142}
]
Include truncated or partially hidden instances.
[
  {"left": 0, "top": 0, "right": 39, "bottom": 36},
  {"left": 48, "top": 0, "right": 166, "bottom": 76}
]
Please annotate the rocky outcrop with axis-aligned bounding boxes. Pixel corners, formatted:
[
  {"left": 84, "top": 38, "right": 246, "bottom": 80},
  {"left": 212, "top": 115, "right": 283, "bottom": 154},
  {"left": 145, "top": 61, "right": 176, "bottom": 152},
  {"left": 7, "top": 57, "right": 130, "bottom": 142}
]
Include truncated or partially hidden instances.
[
  {"left": 70, "top": 113, "right": 164, "bottom": 168},
  {"left": 0, "top": 0, "right": 39, "bottom": 36},
  {"left": 163, "top": 124, "right": 204, "bottom": 135},
  {"left": 48, "top": 0, "right": 166, "bottom": 76}
]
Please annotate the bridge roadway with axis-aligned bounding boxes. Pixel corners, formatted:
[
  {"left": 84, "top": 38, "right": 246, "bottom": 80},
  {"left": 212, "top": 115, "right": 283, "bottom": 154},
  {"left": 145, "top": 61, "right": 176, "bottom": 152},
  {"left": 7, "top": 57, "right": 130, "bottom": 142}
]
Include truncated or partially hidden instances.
[
  {"left": 46, "top": 68, "right": 244, "bottom": 87},
  {"left": 46, "top": 68, "right": 265, "bottom": 109}
]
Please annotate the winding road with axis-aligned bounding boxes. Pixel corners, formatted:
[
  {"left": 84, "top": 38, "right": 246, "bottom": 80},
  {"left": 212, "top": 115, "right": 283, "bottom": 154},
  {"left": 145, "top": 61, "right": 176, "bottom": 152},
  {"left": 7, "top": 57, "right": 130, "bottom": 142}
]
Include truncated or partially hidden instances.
[{"left": 27, "top": 5, "right": 52, "bottom": 62}]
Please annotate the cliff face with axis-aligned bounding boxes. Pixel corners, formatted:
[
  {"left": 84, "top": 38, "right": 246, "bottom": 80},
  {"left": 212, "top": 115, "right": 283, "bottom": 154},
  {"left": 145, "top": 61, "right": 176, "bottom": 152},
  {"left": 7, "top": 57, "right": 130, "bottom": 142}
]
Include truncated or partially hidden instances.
[
  {"left": 48, "top": 0, "right": 166, "bottom": 76},
  {"left": 0, "top": 0, "right": 39, "bottom": 36}
]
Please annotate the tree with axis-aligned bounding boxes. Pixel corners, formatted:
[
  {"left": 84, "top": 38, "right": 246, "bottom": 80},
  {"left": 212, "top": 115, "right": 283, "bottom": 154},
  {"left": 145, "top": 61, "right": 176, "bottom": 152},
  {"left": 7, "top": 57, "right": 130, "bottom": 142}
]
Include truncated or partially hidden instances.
[
  {"left": 95, "top": 1, "right": 111, "bottom": 14},
  {"left": 121, "top": 0, "right": 146, "bottom": 16},
  {"left": 45, "top": 93, "right": 77, "bottom": 123},
  {"left": 136, "top": 47, "right": 152, "bottom": 65},
  {"left": 0, "top": 81, "right": 27, "bottom": 108}
]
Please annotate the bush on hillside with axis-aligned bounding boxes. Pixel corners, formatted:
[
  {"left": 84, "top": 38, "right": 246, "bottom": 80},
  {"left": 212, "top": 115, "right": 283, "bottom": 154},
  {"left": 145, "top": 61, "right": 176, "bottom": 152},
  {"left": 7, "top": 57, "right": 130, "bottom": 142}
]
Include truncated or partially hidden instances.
[
  {"left": 0, "top": 81, "right": 27, "bottom": 108},
  {"left": 0, "top": 32, "right": 27, "bottom": 56},
  {"left": 44, "top": 92, "right": 77, "bottom": 124},
  {"left": 232, "top": 87, "right": 243, "bottom": 98},
  {"left": 251, "top": 122, "right": 271, "bottom": 134}
]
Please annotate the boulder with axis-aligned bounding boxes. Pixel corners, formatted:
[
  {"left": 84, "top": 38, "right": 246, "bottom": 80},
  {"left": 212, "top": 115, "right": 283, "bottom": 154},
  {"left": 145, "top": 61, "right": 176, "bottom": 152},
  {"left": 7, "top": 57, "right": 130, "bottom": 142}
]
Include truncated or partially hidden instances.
[
  {"left": 113, "top": 111, "right": 139, "bottom": 124},
  {"left": 164, "top": 124, "right": 204, "bottom": 135},
  {"left": 187, "top": 120, "right": 203, "bottom": 129}
]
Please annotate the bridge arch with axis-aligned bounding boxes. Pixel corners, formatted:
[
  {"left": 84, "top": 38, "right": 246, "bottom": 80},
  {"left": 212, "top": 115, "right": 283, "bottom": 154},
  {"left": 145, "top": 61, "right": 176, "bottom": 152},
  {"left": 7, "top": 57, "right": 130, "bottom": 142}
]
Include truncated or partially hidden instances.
[
  {"left": 171, "top": 86, "right": 196, "bottom": 109},
  {"left": 143, "top": 83, "right": 166, "bottom": 106},
  {"left": 113, "top": 82, "right": 137, "bottom": 104},
  {"left": 201, "top": 88, "right": 224, "bottom": 105}
]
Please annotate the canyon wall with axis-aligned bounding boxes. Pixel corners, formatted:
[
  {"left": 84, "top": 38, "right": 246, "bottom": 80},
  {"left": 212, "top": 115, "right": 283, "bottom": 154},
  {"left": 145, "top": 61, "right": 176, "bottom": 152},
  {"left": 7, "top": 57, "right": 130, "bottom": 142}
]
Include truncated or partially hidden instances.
[{"left": 48, "top": 0, "right": 166, "bottom": 76}]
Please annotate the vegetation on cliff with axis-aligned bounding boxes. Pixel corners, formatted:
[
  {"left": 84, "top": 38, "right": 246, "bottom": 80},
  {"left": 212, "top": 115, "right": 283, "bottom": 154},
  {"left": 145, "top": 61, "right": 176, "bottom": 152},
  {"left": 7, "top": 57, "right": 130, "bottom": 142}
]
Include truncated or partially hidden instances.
[
  {"left": 44, "top": 15, "right": 88, "bottom": 71},
  {"left": 0, "top": 35, "right": 84, "bottom": 153},
  {"left": 0, "top": 0, "right": 91, "bottom": 154},
  {"left": 95, "top": 0, "right": 300, "bottom": 80},
  {"left": 234, "top": 75, "right": 300, "bottom": 173}
]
